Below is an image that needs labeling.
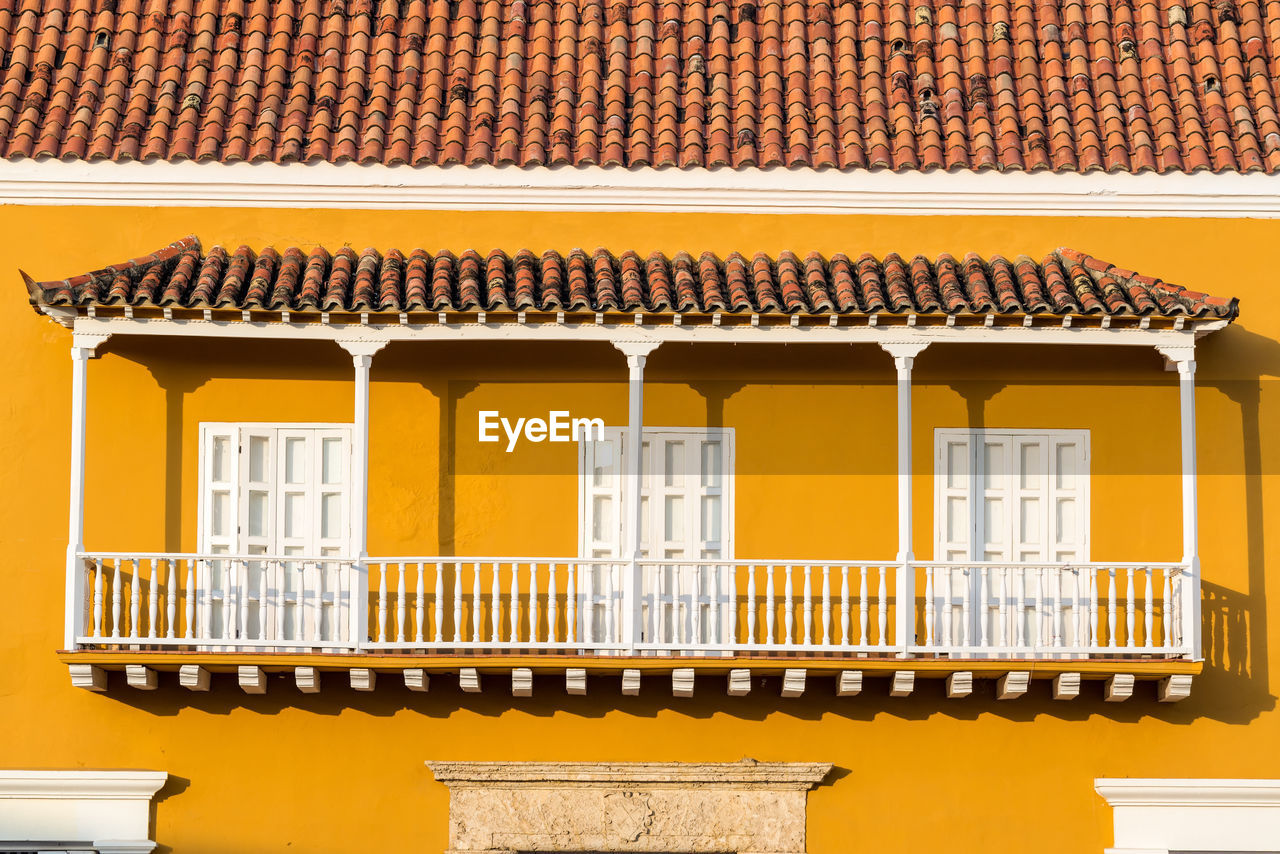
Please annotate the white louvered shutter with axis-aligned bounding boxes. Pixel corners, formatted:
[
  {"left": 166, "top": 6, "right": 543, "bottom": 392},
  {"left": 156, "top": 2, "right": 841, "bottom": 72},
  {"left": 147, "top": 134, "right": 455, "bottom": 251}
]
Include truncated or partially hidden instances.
[
  {"left": 581, "top": 429, "right": 734, "bottom": 648},
  {"left": 199, "top": 424, "right": 352, "bottom": 644},
  {"left": 934, "top": 429, "right": 1089, "bottom": 650}
]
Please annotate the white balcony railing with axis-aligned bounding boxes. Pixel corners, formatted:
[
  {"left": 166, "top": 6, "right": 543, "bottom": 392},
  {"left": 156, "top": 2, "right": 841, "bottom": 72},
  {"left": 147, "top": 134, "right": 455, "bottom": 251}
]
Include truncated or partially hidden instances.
[{"left": 73, "top": 553, "right": 1195, "bottom": 659}]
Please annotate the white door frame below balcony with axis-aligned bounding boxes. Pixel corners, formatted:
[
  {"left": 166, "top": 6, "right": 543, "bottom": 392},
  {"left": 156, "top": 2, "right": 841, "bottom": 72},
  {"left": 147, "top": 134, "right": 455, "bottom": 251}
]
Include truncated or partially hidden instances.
[{"left": 1097, "top": 778, "right": 1280, "bottom": 853}]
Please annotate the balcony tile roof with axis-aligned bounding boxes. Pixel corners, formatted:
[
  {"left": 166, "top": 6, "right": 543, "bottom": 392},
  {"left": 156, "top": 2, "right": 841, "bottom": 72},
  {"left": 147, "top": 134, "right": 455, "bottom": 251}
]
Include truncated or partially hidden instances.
[
  {"left": 0, "top": 0, "right": 1275, "bottom": 173},
  {"left": 23, "top": 236, "right": 1240, "bottom": 320}
]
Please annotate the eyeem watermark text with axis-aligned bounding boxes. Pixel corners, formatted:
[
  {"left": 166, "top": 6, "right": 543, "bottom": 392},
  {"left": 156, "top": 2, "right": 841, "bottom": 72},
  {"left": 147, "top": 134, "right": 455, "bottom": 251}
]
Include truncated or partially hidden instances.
[{"left": 478, "top": 411, "right": 605, "bottom": 452}]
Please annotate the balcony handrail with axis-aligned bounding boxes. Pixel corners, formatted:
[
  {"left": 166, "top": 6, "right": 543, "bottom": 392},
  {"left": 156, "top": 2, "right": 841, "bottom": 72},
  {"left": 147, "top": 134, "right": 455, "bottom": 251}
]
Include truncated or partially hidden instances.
[
  {"left": 913, "top": 560, "right": 1189, "bottom": 570},
  {"left": 79, "top": 551, "right": 354, "bottom": 563}
]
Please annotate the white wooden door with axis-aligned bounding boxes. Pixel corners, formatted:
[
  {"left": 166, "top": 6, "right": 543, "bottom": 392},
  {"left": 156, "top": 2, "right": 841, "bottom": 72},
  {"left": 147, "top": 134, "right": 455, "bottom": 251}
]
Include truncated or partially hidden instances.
[
  {"left": 580, "top": 428, "right": 734, "bottom": 648},
  {"left": 198, "top": 424, "right": 352, "bottom": 645},
  {"left": 934, "top": 429, "right": 1089, "bottom": 649}
]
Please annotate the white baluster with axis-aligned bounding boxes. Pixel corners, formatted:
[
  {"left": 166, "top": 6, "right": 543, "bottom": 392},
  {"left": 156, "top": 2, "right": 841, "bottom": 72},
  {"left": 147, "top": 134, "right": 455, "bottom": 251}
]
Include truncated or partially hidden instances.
[
  {"left": 433, "top": 561, "right": 444, "bottom": 643},
  {"left": 491, "top": 563, "right": 502, "bottom": 644},
  {"left": 111, "top": 561, "right": 122, "bottom": 638},
  {"left": 1107, "top": 568, "right": 1118, "bottom": 648},
  {"left": 415, "top": 563, "right": 425, "bottom": 645},
  {"left": 166, "top": 561, "right": 177, "bottom": 639},
  {"left": 859, "top": 566, "right": 869, "bottom": 646},
  {"left": 997, "top": 568, "right": 1008, "bottom": 649},
  {"left": 821, "top": 565, "right": 831, "bottom": 646},
  {"left": 227, "top": 560, "right": 239, "bottom": 642},
  {"left": 394, "top": 562, "right": 405, "bottom": 644},
  {"left": 783, "top": 564, "right": 794, "bottom": 644},
  {"left": 1037, "top": 567, "right": 1048, "bottom": 648},
  {"left": 802, "top": 565, "right": 813, "bottom": 645},
  {"left": 377, "top": 563, "right": 388, "bottom": 644},
  {"left": 548, "top": 563, "right": 559, "bottom": 644},
  {"left": 1144, "top": 567, "right": 1155, "bottom": 649},
  {"left": 1089, "top": 569, "right": 1099, "bottom": 649},
  {"left": 583, "top": 562, "right": 595, "bottom": 645},
  {"left": 764, "top": 565, "right": 776, "bottom": 645},
  {"left": 605, "top": 563, "right": 617, "bottom": 645},
  {"left": 1073, "top": 567, "right": 1085, "bottom": 649},
  {"left": 92, "top": 562, "right": 103, "bottom": 639},
  {"left": 510, "top": 563, "right": 521, "bottom": 644},
  {"left": 1173, "top": 568, "right": 1184, "bottom": 648},
  {"left": 566, "top": 562, "right": 577, "bottom": 645},
  {"left": 199, "top": 560, "right": 211, "bottom": 642},
  {"left": 147, "top": 560, "right": 158, "bottom": 639},
  {"left": 726, "top": 564, "right": 737, "bottom": 649},
  {"left": 691, "top": 564, "right": 702, "bottom": 647},
  {"left": 840, "top": 566, "right": 850, "bottom": 646},
  {"left": 877, "top": 566, "right": 888, "bottom": 647},
  {"left": 746, "top": 565, "right": 757, "bottom": 644},
  {"left": 923, "top": 567, "right": 934, "bottom": 648},
  {"left": 1126, "top": 568, "right": 1136, "bottom": 648},
  {"left": 943, "top": 568, "right": 954, "bottom": 649},
  {"left": 710, "top": 564, "right": 722, "bottom": 647},
  {"left": 452, "top": 562, "right": 463, "bottom": 643},
  {"left": 960, "top": 567, "right": 971, "bottom": 649},
  {"left": 977, "top": 567, "right": 987, "bottom": 650},
  {"left": 184, "top": 560, "right": 195, "bottom": 640},
  {"left": 1162, "top": 568, "right": 1173, "bottom": 650},
  {"left": 1054, "top": 568, "right": 1064, "bottom": 647},
  {"left": 130, "top": 560, "right": 141, "bottom": 641},
  {"left": 528, "top": 563, "right": 538, "bottom": 644},
  {"left": 472, "top": 562, "right": 482, "bottom": 643},
  {"left": 306, "top": 562, "right": 320, "bottom": 643}
]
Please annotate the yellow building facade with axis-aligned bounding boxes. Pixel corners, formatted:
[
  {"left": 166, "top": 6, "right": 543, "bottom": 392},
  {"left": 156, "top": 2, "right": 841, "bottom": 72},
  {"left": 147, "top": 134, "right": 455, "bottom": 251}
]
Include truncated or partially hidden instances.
[
  {"left": 1, "top": 205, "right": 1276, "bottom": 852},
  {"left": 3, "top": 0, "right": 1280, "bottom": 848}
]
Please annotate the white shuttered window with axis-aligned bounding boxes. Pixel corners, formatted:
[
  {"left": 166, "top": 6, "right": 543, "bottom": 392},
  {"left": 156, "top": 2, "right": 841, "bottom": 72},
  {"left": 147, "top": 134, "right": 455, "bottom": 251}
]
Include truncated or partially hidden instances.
[
  {"left": 934, "top": 428, "right": 1090, "bottom": 651},
  {"left": 934, "top": 429, "right": 1089, "bottom": 564},
  {"left": 197, "top": 423, "right": 352, "bottom": 645},
  {"left": 579, "top": 428, "right": 734, "bottom": 646}
]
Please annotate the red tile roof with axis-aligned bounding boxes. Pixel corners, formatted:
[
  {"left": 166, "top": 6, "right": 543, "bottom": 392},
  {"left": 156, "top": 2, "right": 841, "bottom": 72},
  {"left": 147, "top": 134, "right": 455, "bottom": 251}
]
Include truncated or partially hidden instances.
[
  {"left": 0, "top": 0, "right": 1275, "bottom": 173},
  {"left": 23, "top": 236, "right": 1240, "bottom": 320}
]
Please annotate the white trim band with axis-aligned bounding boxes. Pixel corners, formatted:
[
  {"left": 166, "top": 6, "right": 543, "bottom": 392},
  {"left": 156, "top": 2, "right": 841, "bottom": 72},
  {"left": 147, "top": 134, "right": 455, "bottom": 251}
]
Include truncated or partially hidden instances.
[
  {"left": 3, "top": 161, "right": 1280, "bottom": 216},
  {"left": 1097, "top": 778, "right": 1280, "bottom": 854},
  {"left": 0, "top": 770, "right": 167, "bottom": 853}
]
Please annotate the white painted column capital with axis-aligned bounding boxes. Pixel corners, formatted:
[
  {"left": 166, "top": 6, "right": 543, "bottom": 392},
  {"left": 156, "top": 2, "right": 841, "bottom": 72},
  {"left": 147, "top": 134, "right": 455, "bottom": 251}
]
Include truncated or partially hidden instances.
[
  {"left": 612, "top": 339, "right": 663, "bottom": 367},
  {"left": 880, "top": 340, "right": 931, "bottom": 370},
  {"left": 71, "top": 330, "right": 111, "bottom": 359},
  {"left": 336, "top": 338, "right": 389, "bottom": 363}
]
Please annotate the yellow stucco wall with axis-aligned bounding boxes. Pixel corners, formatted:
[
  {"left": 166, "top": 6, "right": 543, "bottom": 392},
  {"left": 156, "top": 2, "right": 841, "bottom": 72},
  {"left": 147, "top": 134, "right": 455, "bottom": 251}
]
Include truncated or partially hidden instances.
[{"left": 1, "top": 207, "right": 1276, "bottom": 853}]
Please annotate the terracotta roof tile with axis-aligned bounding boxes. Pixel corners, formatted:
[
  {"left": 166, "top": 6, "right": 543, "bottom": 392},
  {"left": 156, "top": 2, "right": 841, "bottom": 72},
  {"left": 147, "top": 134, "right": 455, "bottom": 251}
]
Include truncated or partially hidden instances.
[
  {"left": 0, "top": 0, "right": 1276, "bottom": 172},
  {"left": 24, "top": 235, "right": 1242, "bottom": 322}
]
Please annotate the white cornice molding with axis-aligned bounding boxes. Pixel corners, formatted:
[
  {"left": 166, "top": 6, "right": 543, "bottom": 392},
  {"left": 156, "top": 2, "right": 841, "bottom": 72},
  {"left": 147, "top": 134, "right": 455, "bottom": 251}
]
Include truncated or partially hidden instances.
[
  {"left": 1096, "top": 778, "right": 1280, "bottom": 807},
  {"left": 0, "top": 770, "right": 168, "bottom": 798},
  {"left": 2, "top": 160, "right": 1280, "bottom": 216}
]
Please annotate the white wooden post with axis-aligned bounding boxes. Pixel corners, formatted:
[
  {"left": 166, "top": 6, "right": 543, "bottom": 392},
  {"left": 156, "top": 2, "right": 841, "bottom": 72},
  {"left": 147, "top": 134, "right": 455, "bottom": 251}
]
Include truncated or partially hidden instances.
[
  {"left": 338, "top": 339, "right": 387, "bottom": 651},
  {"left": 612, "top": 340, "right": 661, "bottom": 652},
  {"left": 65, "top": 333, "right": 109, "bottom": 649},
  {"left": 881, "top": 342, "right": 930, "bottom": 655},
  {"left": 1159, "top": 342, "right": 1201, "bottom": 660}
]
